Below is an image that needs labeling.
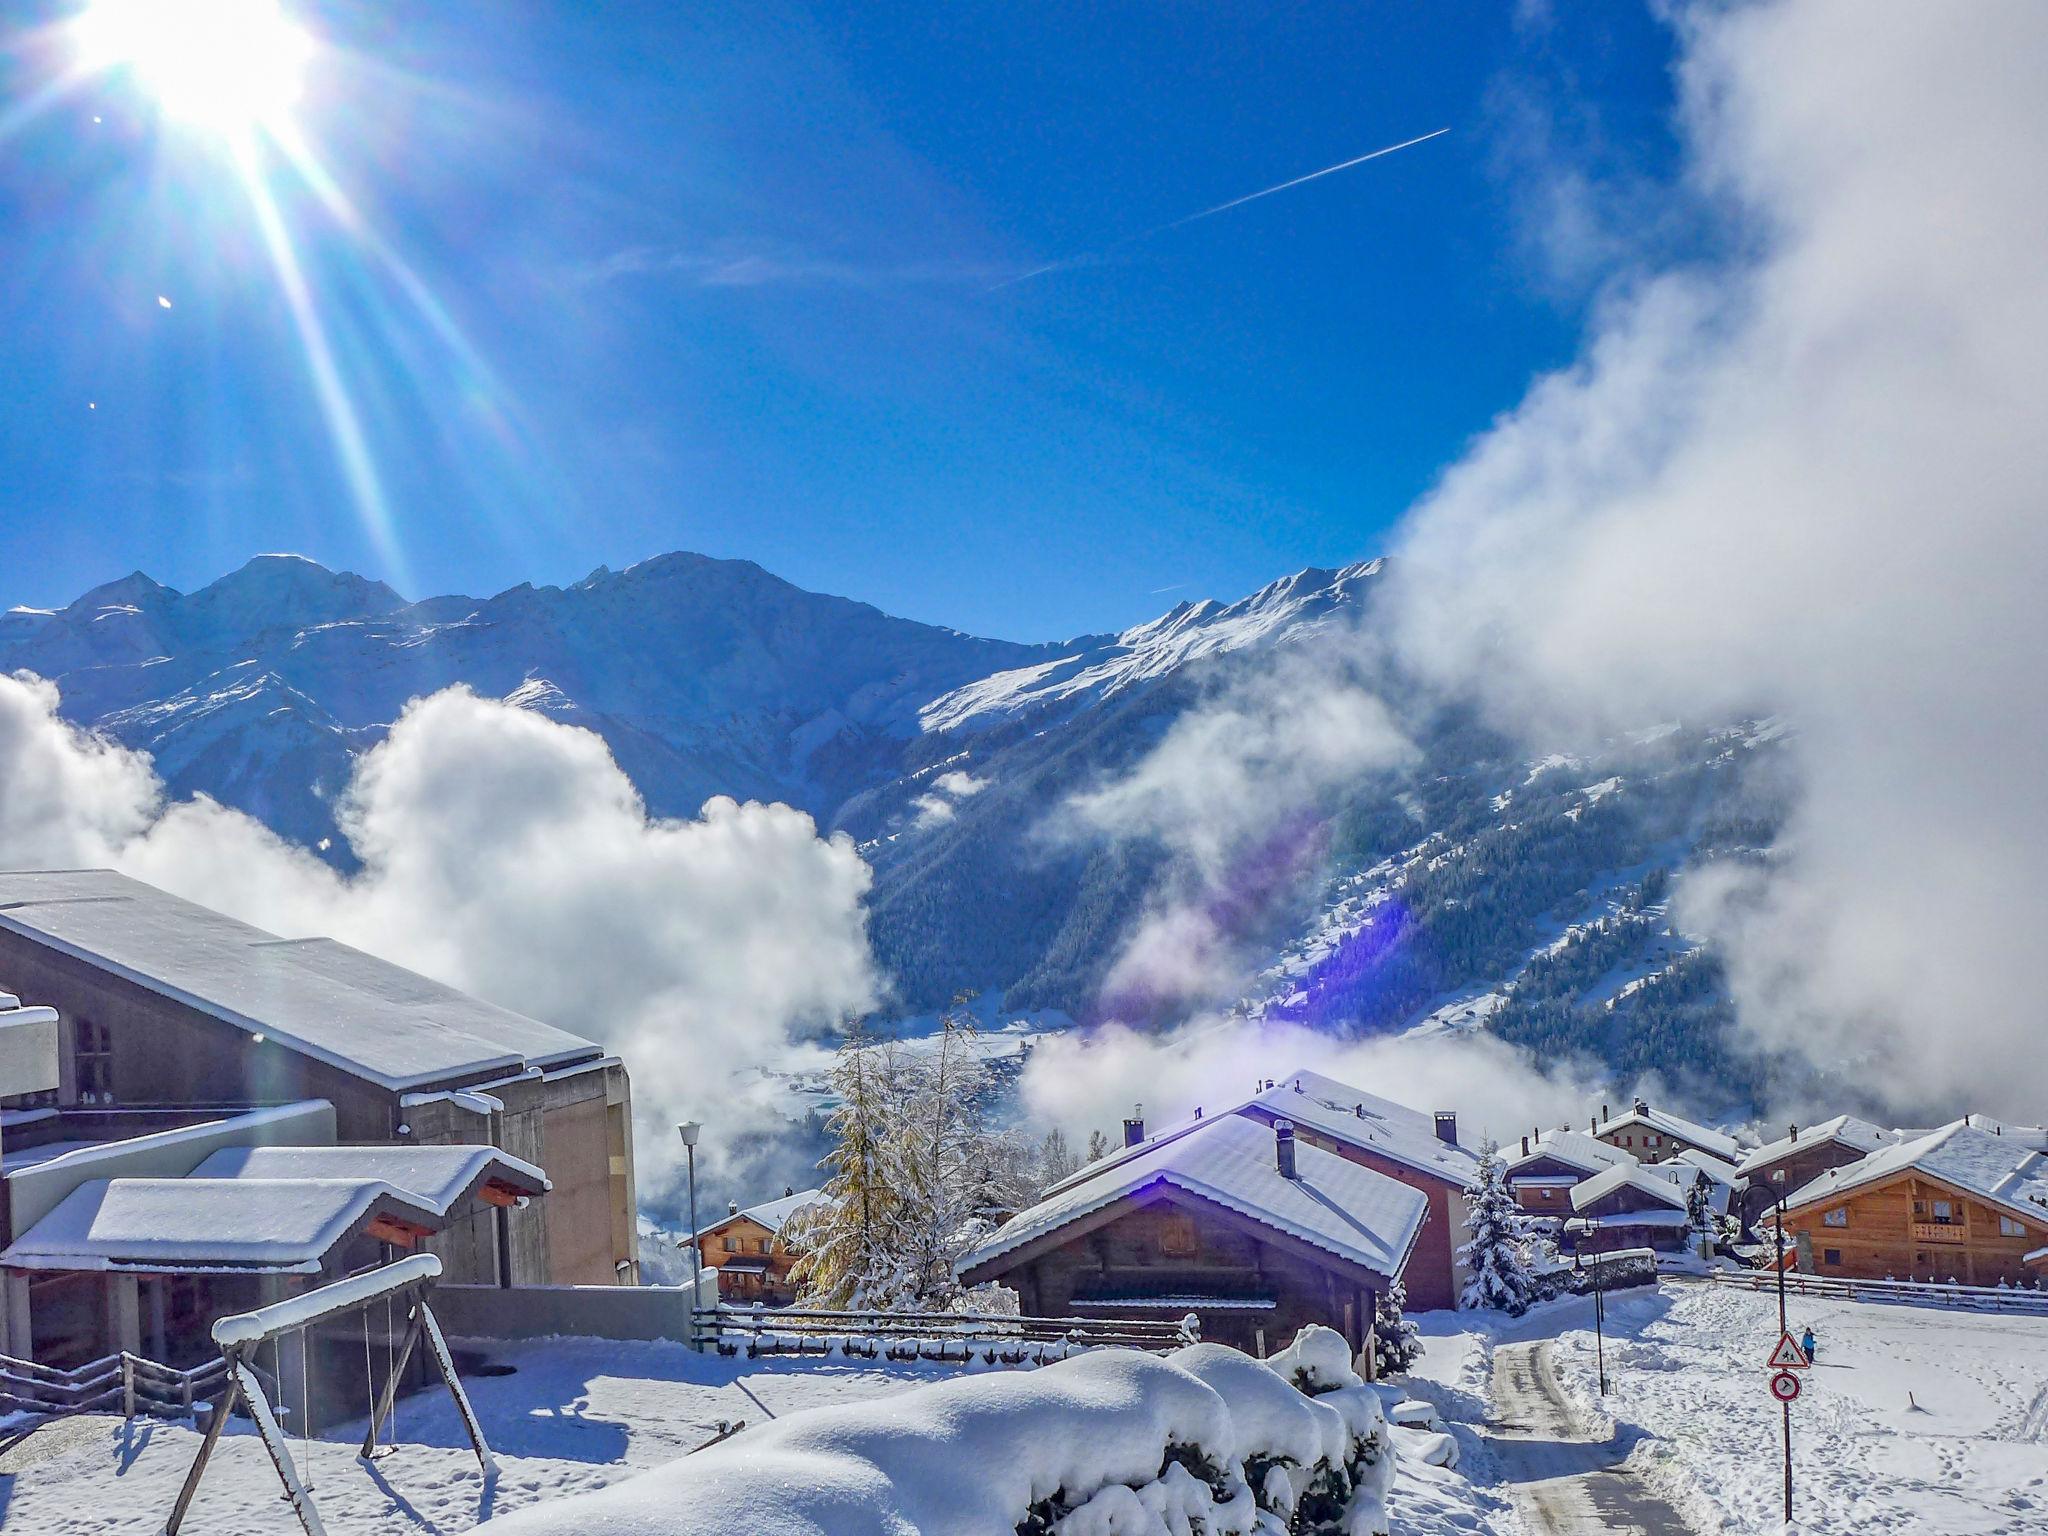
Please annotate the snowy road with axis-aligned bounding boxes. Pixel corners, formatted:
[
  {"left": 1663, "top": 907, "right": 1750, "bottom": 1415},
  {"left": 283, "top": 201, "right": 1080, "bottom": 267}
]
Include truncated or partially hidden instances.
[{"left": 1488, "top": 1339, "right": 1697, "bottom": 1536}]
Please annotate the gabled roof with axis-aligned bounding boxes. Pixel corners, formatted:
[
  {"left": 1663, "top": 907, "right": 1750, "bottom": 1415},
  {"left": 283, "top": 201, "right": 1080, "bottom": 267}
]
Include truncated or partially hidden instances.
[
  {"left": 1595, "top": 1102, "right": 1742, "bottom": 1162},
  {"left": 1660, "top": 1148, "right": 1745, "bottom": 1189},
  {"left": 1784, "top": 1121, "right": 2048, "bottom": 1231},
  {"left": 700, "top": 1187, "right": 825, "bottom": 1241},
  {"left": 1239, "top": 1069, "right": 1479, "bottom": 1186},
  {"left": 1506, "top": 1129, "right": 1635, "bottom": 1180},
  {"left": 2, "top": 1176, "right": 442, "bottom": 1274},
  {"left": 190, "top": 1143, "right": 550, "bottom": 1211},
  {"left": 1041, "top": 1066, "right": 1475, "bottom": 1202},
  {"left": 1571, "top": 1159, "right": 1690, "bottom": 1213},
  {"left": 1734, "top": 1115, "right": 1895, "bottom": 1179},
  {"left": 0, "top": 869, "right": 603, "bottom": 1092},
  {"left": 961, "top": 1114, "right": 1428, "bottom": 1283}
]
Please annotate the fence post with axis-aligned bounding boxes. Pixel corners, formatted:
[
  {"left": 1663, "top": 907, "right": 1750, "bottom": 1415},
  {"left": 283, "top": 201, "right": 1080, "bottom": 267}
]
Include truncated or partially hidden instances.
[{"left": 122, "top": 1354, "right": 135, "bottom": 1420}]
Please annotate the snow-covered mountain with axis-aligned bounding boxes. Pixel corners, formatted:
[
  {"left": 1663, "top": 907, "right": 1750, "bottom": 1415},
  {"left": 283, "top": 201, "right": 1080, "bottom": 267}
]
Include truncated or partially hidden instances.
[{"left": 4, "top": 551, "right": 1788, "bottom": 1107}]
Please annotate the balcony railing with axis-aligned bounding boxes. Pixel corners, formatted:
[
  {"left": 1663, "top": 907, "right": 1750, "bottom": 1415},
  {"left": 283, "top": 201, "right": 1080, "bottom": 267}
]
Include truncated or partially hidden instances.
[{"left": 1911, "top": 1221, "right": 1966, "bottom": 1243}]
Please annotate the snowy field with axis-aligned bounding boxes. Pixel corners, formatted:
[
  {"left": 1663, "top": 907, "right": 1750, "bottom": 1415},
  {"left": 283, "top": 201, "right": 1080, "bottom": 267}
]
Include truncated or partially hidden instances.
[
  {"left": 1546, "top": 1280, "right": 2048, "bottom": 1534},
  {"left": 0, "top": 1329, "right": 1504, "bottom": 1534}
]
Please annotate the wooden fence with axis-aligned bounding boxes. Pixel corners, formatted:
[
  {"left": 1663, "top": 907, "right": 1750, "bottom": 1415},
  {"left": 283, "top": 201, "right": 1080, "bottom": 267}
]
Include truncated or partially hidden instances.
[
  {"left": 0, "top": 1350, "right": 230, "bottom": 1419},
  {"left": 694, "top": 1305, "right": 1198, "bottom": 1362},
  {"left": 1707, "top": 1268, "right": 2048, "bottom": 1314}
]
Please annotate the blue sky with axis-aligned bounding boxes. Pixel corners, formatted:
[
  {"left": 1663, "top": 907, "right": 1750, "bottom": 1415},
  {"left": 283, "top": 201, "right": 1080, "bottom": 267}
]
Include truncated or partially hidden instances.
[{"left": 1, "top": 2, "right": 1687, "bottom": 640}]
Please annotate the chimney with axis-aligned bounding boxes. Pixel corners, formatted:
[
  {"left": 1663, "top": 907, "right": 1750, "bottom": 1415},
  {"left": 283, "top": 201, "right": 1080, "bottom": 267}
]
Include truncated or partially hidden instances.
[
  {"left": 1122, "top": 1106, "right": 1146, "bottom": 1147},
  {"left": 1434, "top": 1112, "right": 1458, "bottom": 1146},
  {"left": 1521, "top": 1134, "right": 1531, "bottom": 1157},
  {"left": 1634, "top": 1097, "right": 1649, "bottom": 1115},
  {"left": 1788, "top": 1124, "right": 1797, "bottom": 1141},
  {"left": 1601, "top": 1103, "right": 1610, "bottom": 1124},
  {"left": 727, "top": 1199, "right": 739, "bottom": 1216},
  {"left": 1590, "top": 1116, "right": 1597, "bottom": 1134},
  {"left": 1275, "top": 1119, "right": 1298, "bottom": 1180},
  {"left": 783, "top": 1186, "right": 794, "bottom": 1197}
]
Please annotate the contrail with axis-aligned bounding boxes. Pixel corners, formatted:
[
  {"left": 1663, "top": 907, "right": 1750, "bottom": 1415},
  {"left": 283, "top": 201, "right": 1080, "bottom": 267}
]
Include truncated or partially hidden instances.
[{"left": 993, "top": 127, "right": 1448, "bottom": 290}]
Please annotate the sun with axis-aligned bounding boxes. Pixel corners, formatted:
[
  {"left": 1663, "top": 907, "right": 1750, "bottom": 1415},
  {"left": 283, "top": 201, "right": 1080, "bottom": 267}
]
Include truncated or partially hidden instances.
[{"left": 74, "top": 0, "right": 314, "bottom": 135}]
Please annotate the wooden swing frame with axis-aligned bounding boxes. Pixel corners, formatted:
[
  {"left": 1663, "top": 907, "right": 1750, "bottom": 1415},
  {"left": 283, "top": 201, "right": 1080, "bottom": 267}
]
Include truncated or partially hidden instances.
[{"left": 161, "top": 1254, "right": 497, "bottom": 1536}]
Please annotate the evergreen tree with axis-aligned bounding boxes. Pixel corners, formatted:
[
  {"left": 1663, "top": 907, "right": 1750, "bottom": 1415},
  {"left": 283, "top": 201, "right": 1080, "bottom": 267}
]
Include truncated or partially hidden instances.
[
  {"left": 787, "top": 1023, "right": 915, "bottom": 1308},
  {"left": 1684, "top": 1172, "right": 1716, "bottom": 1241},
  {"left": 1457, "top": 1140, "right": 1537, "bottom": 1315},
  {"left": 1370, "top": 1277, "right": 1423, "bottom": 1376},
  {"left": 1085, "top": 1128, "right": 1111, "bottom": 1163}
]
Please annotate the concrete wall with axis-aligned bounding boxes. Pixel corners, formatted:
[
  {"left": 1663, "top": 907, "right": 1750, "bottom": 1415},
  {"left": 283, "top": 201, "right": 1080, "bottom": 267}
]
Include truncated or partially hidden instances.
[
  {"left": 432, "top": 1281, "right": 698, "bottom": 1344},
  {"left": 0, "top": 1005, "right": 60, "bottom": 1099}
]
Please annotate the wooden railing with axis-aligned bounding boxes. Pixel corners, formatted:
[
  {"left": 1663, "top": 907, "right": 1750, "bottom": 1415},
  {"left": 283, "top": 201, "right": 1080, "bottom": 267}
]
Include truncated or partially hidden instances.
[
  {"left": 1910, "top": 1222, "right": 1966, "bottom": 1243},
  {"left": 1707, "top": 1269, "right": 2048, "bottom": 1313},
  {"left": 0, "top": 1350, "right": 230, "bottom": 1419},
  {"left": 694, "top": 1305, "right": 1198, "bottom": 1361}
]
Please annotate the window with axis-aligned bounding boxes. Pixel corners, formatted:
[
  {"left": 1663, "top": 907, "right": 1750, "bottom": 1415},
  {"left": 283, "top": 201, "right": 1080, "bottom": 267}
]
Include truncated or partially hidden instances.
[
  {"left": 1823, "top": 1249, "right": 1842, "bottom": 1266},
  {"left": 2001, "top": 1216, "right": 2027, "bottom": 1238},
  {"left": 755, "top": 1237, "right": 770, "bottom": 1254},
  {"left": 1540, "top": 1189, "right": 1554, "bottom": 1202},
  {"left": 1647, "top": 1133, "right": 1662, "bottom": 1148},
  {"left": 1823, "top": 1207, "right": 1848, "bottom": 1228},
  {"left": 73, "top": 1016, "right": 114, "bottom": 1105},
  {"left": 1932, "top": 1199, "right": 1954, "bottom": 1225},
  {"left": 1160, "top": 1214, "right": 1198, "bottom": 1258},
  {"left": 722, "top": 1236, "right": 738, "bottom": 1253}
]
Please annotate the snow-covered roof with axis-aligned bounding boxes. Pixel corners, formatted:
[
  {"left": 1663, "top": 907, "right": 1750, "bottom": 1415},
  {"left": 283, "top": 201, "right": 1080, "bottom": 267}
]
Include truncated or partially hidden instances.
[
  {"left": 2, "top": 1176, "right": 441, "bottom": 1273},
  {"left": 1594, "top": 1101, "right": 1741, "bottom": 1162},
  {"left": 190, "top": 1143, "right": 549, "bottom": 1212},
  {"left": 1574, "top": 1209, "right": 1691, "bottom": 1230},
  {"left": 1734, "top": 1114, "right": 1895, "bottom": 1178},
  {"left": 1042, "top": 1065, "right": 1475, "bottom": 1203},
  {"left": 1658, "top": 1148, "right": 1745, "bottom": 1189},
  {"left": 1783, "top": 1121, "right": 2048, "bottom": 1231},
  {"left": 0, "top": 869, "right": 603, "bottom": 1092},
  {"left": 1506, "top": 1128, "right": 1635, "bottom": 1179},
  {"left": 961, "top": 1114, "right": 1428, "bottom": 1283},
  {"left": 1240, "top": 1069, "right": 1479, "bottom": 1185},
  {"left": 704, "top": 1187, "right": 825, "bottom": 1240},
  {"left": 1571, "top": 1160, "right": 1691, "bottom": 1213}
]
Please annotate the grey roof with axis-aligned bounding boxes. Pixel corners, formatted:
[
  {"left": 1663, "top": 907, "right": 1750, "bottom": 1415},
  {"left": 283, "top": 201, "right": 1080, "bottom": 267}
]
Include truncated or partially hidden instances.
[
  {"left": 191, "top": 1143, "right": 550, "bottom": 1209},
  {"left": 702, "top": 1187, "right": 825, "bottom": 1241},
  {"left": 961, "top": 1114, "right": 1429, "bottom": 1283},
  {"left": 0, "top": 870, "right": 602, "bottom": 1092},
  {"left": 1734, "top": 1114, "right": 1895, "bottom": 1178},
  {"left": 1784, "top": 1121, "right": 2048, "bottom": 1231}
]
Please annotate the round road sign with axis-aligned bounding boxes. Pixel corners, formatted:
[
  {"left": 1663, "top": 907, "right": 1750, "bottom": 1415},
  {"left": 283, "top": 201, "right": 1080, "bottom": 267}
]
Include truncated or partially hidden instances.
[{"left": 1770, "top": 1369, "right": 1802, "bottom": 1403}]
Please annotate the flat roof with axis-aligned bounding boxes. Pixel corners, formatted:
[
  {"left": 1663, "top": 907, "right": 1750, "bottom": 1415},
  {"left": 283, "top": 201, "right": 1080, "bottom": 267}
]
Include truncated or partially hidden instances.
[{"left": 0, "top": 869, "right": 602, "bottom": 1092}]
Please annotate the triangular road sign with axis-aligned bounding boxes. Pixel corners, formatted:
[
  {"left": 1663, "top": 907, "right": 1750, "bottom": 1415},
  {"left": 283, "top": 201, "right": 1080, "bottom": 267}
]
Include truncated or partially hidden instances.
[{"left": 1768, "top": 1330, "right": 1811, "bottom": 1369}]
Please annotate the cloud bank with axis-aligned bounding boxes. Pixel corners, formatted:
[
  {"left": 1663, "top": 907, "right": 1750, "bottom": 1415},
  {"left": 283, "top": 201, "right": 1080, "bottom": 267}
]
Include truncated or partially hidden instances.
[{"left": 0, "top": 673, "right": 878, "bottom": 1195}]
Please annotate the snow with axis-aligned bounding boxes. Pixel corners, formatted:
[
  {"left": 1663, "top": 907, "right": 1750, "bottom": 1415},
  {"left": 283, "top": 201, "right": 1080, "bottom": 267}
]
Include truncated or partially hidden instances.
[
  {"left": 1570, "top": 1160, "right": 1690, "bottom": 1213},
  {"left": 1243, "top": 1070, "right": 1480, "bottom": 1186},
  {"left": 213, "top": 1254, "right": 442, "bottom": 1347},
  {"left": 2, "top": 1176, "right": 439, "bottom": 1273},
  {"left": 1545, "top": 1279, "right": 2048, "bottom": 1533},
  {"left": 190, "top": 1142, "right": 551, "bottom": 1209},
  {"left": 1784, "top": 1120, "right": 2048, "bottom": 1231},
  {"left": 1594, "top": 1102, "right": 1743, "bottom": 1163},
  {"left": 1505, "top": 1127, "right": 1636, "bottom": 1179},
  {"left": 964, "top": 1113, "right": 1429, "bottom": 1282},
  {"left": 0, "top": 869, "right": 602, "bottom": 1091},
  {"left": 709, "top": 1186, "right": 824, "bottom": 1237},
  {"left": 1735, "top": 1113, "right": 1896, "bottom": 1179}
]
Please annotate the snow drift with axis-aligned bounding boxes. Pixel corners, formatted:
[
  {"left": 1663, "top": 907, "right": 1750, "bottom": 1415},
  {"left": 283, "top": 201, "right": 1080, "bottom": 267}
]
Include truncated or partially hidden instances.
[{"left": 482, "top": 1328, "right": 1393, "bottom": 1536}]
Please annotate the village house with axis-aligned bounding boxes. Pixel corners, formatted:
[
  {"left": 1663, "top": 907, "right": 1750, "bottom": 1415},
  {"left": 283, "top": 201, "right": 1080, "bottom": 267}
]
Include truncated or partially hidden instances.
[
  {"left": 1592, "top": 1098, "right": 1742, "bottom": 1165},
  {"left": 956, "top": 1113, "right": 1428, "bottom": 1361},
  {"left": 1565, "top": 1159, "right": 1695, "bottom": 1253},
  {"left": 0, "top": 869, "right": 643, "bottom": 1371},
  {"left": 1782, "top": 1121, "right": 2048, "bottom": 1286},
  {"left": 1232, "top": 1071, "right": 1476, "bottom": 1310},
  {"left": 1734, "top": 1114, "right": 1896, "bottom": 1228},
  {"left": 1504, "top": 1128, "right": 1634, "bottom": 1218},
  {"left": 694, "top": 1187, "right": 823, "bottom": 1306}
]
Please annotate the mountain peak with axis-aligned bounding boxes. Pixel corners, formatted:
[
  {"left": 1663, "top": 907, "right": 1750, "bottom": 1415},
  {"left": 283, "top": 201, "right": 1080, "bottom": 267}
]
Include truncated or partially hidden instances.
[{"left": 181, "top": 554, "right": 407, "bottom": 634}]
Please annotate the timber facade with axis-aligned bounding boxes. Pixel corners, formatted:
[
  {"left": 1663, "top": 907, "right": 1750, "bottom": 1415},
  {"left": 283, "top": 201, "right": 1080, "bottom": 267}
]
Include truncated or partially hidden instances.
[{"left": 1787, "top": 1169, "right": 2048, "bottom": 1286}]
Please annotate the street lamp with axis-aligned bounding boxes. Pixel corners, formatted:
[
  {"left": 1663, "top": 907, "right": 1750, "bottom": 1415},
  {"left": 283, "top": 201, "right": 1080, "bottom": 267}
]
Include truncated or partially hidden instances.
[
  {"left": 1772, "top": 1167, "right": 1793, "bottom": 1524},
  {"left": 1563, "top": 1217, "right": 1609, "bottom": 1396},
  {"left": 679, "top": 1121, "right": 703, "bottom": 1299}
]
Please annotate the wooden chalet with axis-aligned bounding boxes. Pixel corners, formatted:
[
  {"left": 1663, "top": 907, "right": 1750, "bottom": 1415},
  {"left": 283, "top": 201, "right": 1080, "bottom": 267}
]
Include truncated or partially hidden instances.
[
  {"left": 1592, "top": 1098, "right": 1742, "bottom": 1165},
  {"left": 1782, "top": 1121, "right": 2048, "bottom": 1286},
  {"left": 694, "top": 1187, "right": 824, "bottom": 1306},
  {"left": 956, "top": 1114, "right": 1428, "bottom": 1360},
  {"left": 1734, "top": 1114, "right": 1895, "bottom": 1227},
  {"left": 1566, "top": 1160, "right": 1694, "bottom": 1254},
  {"left": 1504, "top": 1129, "right": 1633, "bottom": 1218}
]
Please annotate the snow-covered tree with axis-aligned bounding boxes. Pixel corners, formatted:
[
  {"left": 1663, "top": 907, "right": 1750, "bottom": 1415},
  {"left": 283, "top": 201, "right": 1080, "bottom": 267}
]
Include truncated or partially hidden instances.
[
  {"left": 1037, "top": 1127, "right": 1080, "bottom": 1189},
  {"left": 793, "top": 1008, "right": 1020, "bottom": 1311},
  {"left": 1085, "top": 1128, "right": 1111, "bottom": 1163},
  {"left": 1458, "top": 1140, "right": 1538, "bottom": 1315},
  {"left": 1370, "top": 1276, "right": 1423, "bottom": 1376}
]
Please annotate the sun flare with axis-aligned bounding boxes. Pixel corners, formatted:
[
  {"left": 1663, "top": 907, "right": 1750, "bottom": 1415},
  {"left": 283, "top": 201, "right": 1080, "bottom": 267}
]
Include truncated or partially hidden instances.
[{"left": 74, "top": 0, "right": 313, "bottom": 135}]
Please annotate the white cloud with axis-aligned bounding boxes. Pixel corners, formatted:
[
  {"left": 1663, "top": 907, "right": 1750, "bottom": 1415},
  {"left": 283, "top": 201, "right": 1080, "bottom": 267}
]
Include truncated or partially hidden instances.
[
  {"left": 0, "top": 674, "right": 878, "bottom": 1194},
  {"left": 1387, "top": 0, "right": 2048, "bottom": 1117},
  {"left": 910, "top": 768, "right": 988, "bottom": 828}
]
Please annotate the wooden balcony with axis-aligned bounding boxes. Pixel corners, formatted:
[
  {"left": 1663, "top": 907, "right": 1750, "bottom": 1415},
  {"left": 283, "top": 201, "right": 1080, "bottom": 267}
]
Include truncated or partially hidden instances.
[{"left": 1911, "top": 1222, "right": 1966, "bottom": 1243}]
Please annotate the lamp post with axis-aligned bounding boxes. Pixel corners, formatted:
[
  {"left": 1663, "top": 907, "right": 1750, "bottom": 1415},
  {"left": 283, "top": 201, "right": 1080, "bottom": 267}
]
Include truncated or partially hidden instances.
[
  {"left": 679, "top": 1121, "right": 703, "bottom": 1299},
  {"left": 1772, "top": 1168, "right": 1793, "bottom": 1524},
  {"left": 1564, "top": 1217, "right": 1608, "bottom": 1396}
]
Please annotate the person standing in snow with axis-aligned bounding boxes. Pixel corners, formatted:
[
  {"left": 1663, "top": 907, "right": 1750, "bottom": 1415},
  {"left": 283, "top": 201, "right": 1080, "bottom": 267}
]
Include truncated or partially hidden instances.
[{"left": 1800, "top": 1325, "right": 1816, "bottom": 1363}]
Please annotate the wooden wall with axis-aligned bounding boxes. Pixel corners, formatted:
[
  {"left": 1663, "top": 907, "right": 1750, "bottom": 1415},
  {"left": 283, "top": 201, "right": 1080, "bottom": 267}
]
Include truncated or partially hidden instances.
[{"left": 1788, "top": 1171, "right": 2048, "bottom": 1285}]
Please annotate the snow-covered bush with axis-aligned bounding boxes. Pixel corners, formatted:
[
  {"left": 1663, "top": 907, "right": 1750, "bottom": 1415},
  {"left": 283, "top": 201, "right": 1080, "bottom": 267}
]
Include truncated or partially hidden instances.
[
  {"left": 484, "top": 1328, "right": 1395, "bottom": 1536},
  {"left": 1370, "top": 1277, "right": 1423, "bottom": 1376}
]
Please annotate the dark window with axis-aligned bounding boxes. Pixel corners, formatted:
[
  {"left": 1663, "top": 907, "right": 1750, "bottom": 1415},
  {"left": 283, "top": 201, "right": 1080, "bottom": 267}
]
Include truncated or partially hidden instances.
[
  {"left": 74, "top": 1016, "right": 114, "bottom": 1105},
  {"left": 1823, "top": 1248, "right": 1842, "bottom": 1266}
]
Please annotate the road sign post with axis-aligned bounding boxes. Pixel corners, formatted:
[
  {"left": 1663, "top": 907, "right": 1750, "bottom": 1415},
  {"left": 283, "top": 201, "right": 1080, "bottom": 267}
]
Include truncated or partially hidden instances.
[{"left": 1770, "top": 1370, "right": 1802, "bottom": 1403}]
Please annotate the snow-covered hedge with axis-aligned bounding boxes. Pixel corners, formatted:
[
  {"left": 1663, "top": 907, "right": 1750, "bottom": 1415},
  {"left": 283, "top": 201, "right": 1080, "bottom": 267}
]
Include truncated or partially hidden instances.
[{"left": 484, "top": 1325, "right": 1392, "bottom": 1536}]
